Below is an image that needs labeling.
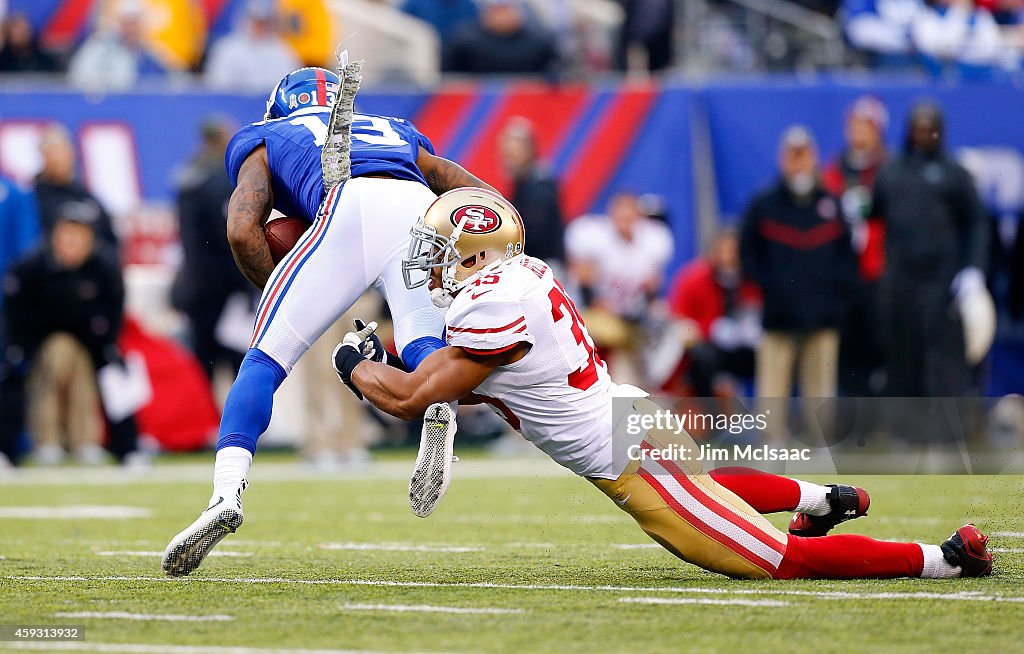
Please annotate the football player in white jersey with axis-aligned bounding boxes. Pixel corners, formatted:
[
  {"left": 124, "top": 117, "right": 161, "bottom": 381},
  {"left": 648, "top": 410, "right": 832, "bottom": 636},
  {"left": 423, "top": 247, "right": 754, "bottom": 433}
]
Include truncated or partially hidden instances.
[{"left": 332, "top": 187, "right": 993, "bottom": 580}]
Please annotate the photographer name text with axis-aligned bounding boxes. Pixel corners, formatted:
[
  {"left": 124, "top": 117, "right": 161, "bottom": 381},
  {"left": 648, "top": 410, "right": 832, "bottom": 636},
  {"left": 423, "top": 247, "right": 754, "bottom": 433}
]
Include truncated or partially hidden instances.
[{"left": 626, "top": 443, "right": 811, "bottom": 462}]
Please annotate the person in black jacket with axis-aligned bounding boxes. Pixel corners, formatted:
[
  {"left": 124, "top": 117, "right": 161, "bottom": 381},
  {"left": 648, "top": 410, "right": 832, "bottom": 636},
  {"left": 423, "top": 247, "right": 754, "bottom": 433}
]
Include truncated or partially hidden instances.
[
  {"left": 172, "top": 118, "right": 251, "bottom": 380},
  {"left": 872, "top": 102, "right": 989, "bottom": 399},
  {"left": 498, "top": 117, "right": 565, "bottom": 268},
  {"left": 443, "top": 0, "right": 559, "bottom": 76},
  {"left": 613, "top": 0, "right": 674, "bottom": 72},
  {"left": 0, "top": 13, "right": 60, "bottom": 73},
  {"left": 3, "top": 207, "right": 140, "bottom": 464},
  {"left": 740, "top": 126, "right": 857, "bottom": 438},
  {"left": 34, "top": 125, "right": 119, "bottom": 252}
]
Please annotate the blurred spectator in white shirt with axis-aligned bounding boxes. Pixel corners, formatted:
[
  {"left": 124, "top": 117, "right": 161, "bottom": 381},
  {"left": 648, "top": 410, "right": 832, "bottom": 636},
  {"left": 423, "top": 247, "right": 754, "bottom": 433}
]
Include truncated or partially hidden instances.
[
  {"left": 566, "top": 192, "right": 673, "bottom": 384},
  {"left": 68, "top": 1, "right": 165, "bottom": 90},
  {"left": 842, "top": 0, "right": 923, "bottom": 67},
  {"left": 566, "top": 192, "right": 673, "bottom": 320},
  {"left": 912, "top": 0, "right": 1019, "bottom": 76},
  {"left": 205, "top": 0, "right": 300, "bottom": 92}
]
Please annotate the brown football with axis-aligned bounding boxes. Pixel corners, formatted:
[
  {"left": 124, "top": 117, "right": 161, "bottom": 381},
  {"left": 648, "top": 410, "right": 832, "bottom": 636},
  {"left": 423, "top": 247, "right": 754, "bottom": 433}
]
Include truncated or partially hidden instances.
[{"left": 263, "top": 216, "right": 312, "bottom": 264}]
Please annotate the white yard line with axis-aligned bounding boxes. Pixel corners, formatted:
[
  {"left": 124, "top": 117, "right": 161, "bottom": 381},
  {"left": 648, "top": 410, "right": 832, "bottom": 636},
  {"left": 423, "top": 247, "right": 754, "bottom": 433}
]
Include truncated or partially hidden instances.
[
  {"left": 10, "top": 575, "right": 1024, "bottom": 603},
  {"left": 339, "top": 603, "right": 522, "bottom": 615},
  {"left": 93, "top": 551, "right": 253, "bottom": 558},
  {"left": 225, "top": 540, "right": 283, "bottom": 547},
  {"left": 990, "top": 547, "right": 1024, "bottom": 553},
  {"left": 620, "top": 597, "right": 789, "bottom": 607},
  {"left": 320, "top": 543, "right": 483, "bottom": 553},
  {"left": 54, "top": 611, "right": 233, "bottom": 622},
  {"left": 504, "top": 542, "right": 556, "bottom": 548},
  {"left": 610, "top": 543, "right": 661, "bottom": 550},
  {"left": 4, "top": 643, "right": 444, "bottom": 654},
  {"left": 0, "top": 459, "right": 571, "bottom": 487},
  {"left": 993, "top": 531, "right": 1024, "bottom": 538},
  {"left": 0, "top": 506, "right": 151, "bottom": 519}
]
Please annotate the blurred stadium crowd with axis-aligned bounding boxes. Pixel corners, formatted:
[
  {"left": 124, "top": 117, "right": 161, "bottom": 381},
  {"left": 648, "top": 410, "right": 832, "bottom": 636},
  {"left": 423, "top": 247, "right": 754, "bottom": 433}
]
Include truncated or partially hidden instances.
[
  {"left": 0, "top": 0, "right": 1022, "bottom": 470},
  {"left": 0, "top": 0, "right": 1022, "bottom": 83}
]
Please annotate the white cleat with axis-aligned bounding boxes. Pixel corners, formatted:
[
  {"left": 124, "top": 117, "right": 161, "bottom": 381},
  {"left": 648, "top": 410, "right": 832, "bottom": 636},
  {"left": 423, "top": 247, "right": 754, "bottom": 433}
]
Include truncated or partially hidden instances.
[
  {"left": 409, "top": 402, "right": 457, "bottom": 518},
  {"left": 162, "top": 482, "right": 246, "bottom": 577}
]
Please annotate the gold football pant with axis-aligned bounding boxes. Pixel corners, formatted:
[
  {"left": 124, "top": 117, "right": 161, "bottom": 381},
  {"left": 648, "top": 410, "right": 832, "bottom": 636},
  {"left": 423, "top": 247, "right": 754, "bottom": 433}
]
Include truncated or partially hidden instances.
[{"left": 590, "top": 405, "right": 788, "bottom": 579}]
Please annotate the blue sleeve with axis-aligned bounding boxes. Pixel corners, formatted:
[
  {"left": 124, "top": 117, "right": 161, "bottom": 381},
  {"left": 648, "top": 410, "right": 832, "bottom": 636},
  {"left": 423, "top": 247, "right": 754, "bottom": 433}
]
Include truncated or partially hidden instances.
[
  {"left": 844, "top": 0, "right": 878, "bottom": 16},
  {"left": 401, "top": 335, "right": 447, "bottom": 371},
  {"left": 409, "top": 122, "right": 435, "bottom": 155},
  {"left": 225, "top": 125, "right": 267, "bottom": 185}
]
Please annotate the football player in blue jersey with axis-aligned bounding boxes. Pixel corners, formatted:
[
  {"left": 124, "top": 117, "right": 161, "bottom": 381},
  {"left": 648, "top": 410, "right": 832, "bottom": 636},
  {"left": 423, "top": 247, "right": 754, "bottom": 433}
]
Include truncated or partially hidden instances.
[{"left": 161, "top": 67, "right": 495, "bottom": 576}]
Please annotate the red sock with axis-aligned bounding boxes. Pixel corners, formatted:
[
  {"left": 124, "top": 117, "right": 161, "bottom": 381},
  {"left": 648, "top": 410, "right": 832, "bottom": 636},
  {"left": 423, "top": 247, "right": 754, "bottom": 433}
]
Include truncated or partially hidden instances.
[
  {"left": 775, "top": 534, "right": 924, "bottom": 579},
  {"left": 708, "top": 466, "right": 801, "bottom": 514}
]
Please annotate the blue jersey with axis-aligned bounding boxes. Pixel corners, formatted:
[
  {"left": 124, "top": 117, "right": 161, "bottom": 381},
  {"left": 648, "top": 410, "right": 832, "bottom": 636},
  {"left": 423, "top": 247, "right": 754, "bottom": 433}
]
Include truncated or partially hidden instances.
[{"left": 225, "top": 108, "right": 436, "bottom": 221}]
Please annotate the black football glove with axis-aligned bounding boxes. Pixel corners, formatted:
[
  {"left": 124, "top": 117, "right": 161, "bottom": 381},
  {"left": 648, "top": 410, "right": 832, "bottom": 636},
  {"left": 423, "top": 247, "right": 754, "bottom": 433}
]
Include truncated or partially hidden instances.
[
  {"left": 331, "top": 320, "right": 380, "bottom": 399},
  {"left": 332, "top": 341, "right": 366, "bottom": 400}
]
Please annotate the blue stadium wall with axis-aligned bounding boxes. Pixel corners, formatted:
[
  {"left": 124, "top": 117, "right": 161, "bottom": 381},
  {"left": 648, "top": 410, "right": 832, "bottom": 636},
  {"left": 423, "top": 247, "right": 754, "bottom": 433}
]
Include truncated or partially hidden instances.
[
  {"left": 2, "top": 76, "right": 1021, "bottom": 272},
  {"left": 2, "top": 76, "right": 1022, "bottom": 393}
]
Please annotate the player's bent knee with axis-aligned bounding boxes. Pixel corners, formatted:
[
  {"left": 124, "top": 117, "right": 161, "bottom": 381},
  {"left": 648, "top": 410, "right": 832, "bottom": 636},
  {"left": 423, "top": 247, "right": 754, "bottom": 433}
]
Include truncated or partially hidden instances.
[
  {"left": 393, "top": 304, "right": 446, "bottom": 356},
  {"left": 591, "top": 473, "right": 778, "bottom": 580},
  {"left": 254, "top": 319, "right": 311, "bottom": 373}
]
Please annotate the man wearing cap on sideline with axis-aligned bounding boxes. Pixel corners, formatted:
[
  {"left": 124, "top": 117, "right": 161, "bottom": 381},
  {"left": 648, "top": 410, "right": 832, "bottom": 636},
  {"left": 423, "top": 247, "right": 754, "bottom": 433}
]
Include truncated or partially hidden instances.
[
  {"left": 204, "top": 0, "right": 300, "bottom": 92},
  {"left": 740, "top": 125, "right": 858, "bottom": 441},
  {"left": 2, "top": 203, "right": 143, "bottom": 466}
]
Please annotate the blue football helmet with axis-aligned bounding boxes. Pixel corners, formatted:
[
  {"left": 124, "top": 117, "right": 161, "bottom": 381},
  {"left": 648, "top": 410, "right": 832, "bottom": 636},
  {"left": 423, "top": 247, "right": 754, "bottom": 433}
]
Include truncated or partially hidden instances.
[{"left": 264, "top": 67, "right": 340, "bottom": 121}]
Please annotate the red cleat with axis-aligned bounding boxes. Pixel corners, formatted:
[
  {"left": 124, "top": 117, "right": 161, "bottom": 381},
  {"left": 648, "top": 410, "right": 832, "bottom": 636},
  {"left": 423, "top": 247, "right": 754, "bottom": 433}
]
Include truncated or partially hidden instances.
[
  {"left": 789, "top": 484, "right": 870, "bottom": 537},
  {"left": 940, "top": 524, "right": 994, "bottom": 577}
]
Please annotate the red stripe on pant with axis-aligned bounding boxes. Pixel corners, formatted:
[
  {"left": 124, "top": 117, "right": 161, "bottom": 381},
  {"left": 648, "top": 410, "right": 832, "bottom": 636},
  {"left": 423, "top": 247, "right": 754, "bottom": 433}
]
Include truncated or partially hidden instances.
[
  {"left": 638, "top": 468, "right": 779, "bottom": 573},
  {"left": 643, "top": 444, "right": 786, "bottom": 557},
  {"left": 776, "top": 534, "right": 924, "bottom": 579},
  {"left": 250, "top": 185, "right": 340, "bottom": 347}
]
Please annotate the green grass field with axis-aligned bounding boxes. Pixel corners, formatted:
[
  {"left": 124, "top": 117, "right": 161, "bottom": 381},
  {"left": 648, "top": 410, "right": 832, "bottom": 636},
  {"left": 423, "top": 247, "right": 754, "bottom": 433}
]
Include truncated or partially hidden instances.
[{"left": 1, "top": 453, "right": 1022, "bottom": 654}]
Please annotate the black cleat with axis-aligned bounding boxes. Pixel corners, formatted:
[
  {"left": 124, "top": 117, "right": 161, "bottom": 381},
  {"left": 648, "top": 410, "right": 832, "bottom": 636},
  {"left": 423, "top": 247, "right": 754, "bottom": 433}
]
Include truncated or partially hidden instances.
[
  {"left": 789, "top": 484, "right": 870, "bottom": 537},
  {"left": 940, "top": 524, "right": 993, "bottom": 577}
]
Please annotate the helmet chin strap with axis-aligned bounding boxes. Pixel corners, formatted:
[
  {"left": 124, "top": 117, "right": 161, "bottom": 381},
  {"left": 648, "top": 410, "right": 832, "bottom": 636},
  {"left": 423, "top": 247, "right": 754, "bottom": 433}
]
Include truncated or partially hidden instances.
[{"left": 430, "top": 287, "right": 453, "bottom": 308}]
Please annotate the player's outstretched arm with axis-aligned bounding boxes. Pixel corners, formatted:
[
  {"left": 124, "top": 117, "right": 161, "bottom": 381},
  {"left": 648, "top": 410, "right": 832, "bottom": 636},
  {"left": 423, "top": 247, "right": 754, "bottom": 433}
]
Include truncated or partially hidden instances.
[
  {"left": 227, "top": 146, "right": 275, "bottom": 289},
  {"left": 347, "top": 344, "right": 524, "bottom": 421},
  {"left": 416, "top": 146, "right": 498, "bottom": 196}
]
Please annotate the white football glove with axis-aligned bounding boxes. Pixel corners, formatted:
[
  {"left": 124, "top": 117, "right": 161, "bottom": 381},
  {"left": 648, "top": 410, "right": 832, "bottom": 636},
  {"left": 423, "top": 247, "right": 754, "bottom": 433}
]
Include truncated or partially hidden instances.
[
  {"left": 344, "top": 319, "right": 407, "bottom": 370},
  {"left": 951, "top": 266, "right": 985, "bottom": 303}
]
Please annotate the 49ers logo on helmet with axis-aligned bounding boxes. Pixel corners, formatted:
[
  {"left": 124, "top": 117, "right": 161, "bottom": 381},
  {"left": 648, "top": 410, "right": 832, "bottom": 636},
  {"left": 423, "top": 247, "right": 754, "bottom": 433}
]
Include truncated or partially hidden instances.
[{"left": 451, "top": 205, "right": 501, "bottom": 234}]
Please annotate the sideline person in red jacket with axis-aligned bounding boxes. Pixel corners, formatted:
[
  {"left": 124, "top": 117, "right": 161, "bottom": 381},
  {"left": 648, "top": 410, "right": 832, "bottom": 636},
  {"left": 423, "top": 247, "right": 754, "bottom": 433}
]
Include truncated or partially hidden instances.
[
  {"left": 668, "top": 228, "right": 761, "bottom": 397},
  {"left": 820, "top": 95, "right": 889, "bottom": 397}
]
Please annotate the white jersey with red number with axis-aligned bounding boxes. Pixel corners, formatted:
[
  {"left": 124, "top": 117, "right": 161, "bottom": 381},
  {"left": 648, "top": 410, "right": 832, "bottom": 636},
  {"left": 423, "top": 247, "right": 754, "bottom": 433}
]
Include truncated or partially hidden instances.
[{"left": 445, "top": 255, "right": 621, "bottom": 479}]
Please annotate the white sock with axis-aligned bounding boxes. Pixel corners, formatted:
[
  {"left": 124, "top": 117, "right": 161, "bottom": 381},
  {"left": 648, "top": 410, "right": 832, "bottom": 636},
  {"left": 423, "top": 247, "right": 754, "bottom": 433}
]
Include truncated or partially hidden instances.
[
  {"left": 212, "top": 447, "right": 253, "bottom": 503},
  {"left": 919, "top": 544, "right": 960, "bottom": 578},
  {"left": 794, "top": 480, "right": 831, "bottom": 516}
]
